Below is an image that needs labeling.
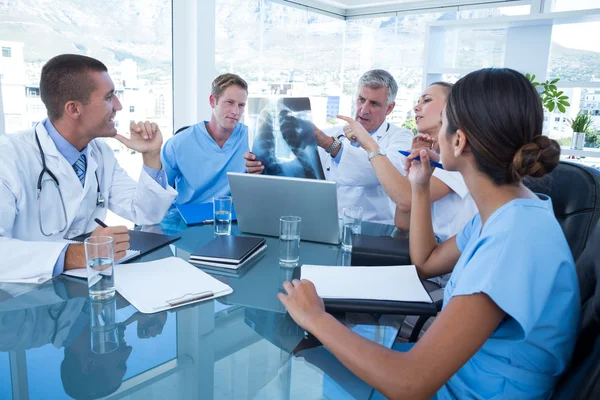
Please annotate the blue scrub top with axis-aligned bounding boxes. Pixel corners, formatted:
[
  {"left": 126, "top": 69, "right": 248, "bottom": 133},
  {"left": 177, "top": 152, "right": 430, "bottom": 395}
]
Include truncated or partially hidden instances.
[
  {"left": 161, "top": 121, "right": 249, "bottom": 205},
  {"left": 434, "top": 194, "right": 580, "bottom": 399}
]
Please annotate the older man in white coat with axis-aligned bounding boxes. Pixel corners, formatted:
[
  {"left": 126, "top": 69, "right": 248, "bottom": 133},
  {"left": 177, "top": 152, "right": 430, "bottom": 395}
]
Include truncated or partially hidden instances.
[
  {"left": 246, "top": 70, "right": 412, "bottom": 224},
  {"left": 0, "top": 54, "right": 177, "bottom": 283}
]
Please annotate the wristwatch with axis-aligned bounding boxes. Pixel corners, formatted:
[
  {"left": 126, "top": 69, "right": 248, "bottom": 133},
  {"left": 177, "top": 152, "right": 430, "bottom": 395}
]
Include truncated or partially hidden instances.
[
  {"left": 325, "top": 137, "right": 342, "bottom": 154},
  {"left": 367, "top": 147, "right": 387, "bottom": 160}
]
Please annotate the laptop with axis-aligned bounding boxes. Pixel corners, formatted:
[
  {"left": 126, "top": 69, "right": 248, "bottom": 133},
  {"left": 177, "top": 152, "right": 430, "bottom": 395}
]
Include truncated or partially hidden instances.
[{"left": 227, "top": 172, "right": 340, "bottom": 244}]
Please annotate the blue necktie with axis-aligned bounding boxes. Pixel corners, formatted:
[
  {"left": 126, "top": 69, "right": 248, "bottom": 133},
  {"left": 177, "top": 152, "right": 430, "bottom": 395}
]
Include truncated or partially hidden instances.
[{"left": 73, "top": 153, "right": 86, "bottom": 187}]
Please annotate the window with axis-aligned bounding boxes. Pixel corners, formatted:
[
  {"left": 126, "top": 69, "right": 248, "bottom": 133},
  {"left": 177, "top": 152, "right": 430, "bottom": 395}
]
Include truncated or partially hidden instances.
[
  {"left": 548, "top": 21, "right": 600, "bottom": 83},
  {"left": 130, "top": 105, "right": 135, "bottom": 113},
  {"left": 553, "top": 0, "right": 599, "bottom": 12},
  {"left": 0, "top": 0, "right": 173, "bottom": 226},
  {"left": 26, "top": 87, "right": 40, "bottom": 97}
]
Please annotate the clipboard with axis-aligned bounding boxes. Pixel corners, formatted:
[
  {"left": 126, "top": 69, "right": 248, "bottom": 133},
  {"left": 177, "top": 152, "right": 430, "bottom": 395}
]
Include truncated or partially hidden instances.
[{"left": 114, "top": 257, "right": 232, "bottom": 313}]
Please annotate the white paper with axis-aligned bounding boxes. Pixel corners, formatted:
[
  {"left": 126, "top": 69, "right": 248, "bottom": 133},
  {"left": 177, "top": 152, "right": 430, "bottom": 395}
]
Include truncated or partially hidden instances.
[
  {"left": 301, "top": 265, "right": 432, "bottom": 303},
  {"left": 62, "top": 250, "right": 141, "bottom": 279},
  {"left": 114, "top": 257, "right": 232, "bottom": 313}
]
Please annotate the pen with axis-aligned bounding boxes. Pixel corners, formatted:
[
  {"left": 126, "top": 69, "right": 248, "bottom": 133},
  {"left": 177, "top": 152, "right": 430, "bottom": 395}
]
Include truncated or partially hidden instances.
[
  {"left": 94, "top": 218, "right": 108, "bottom": 228},
  {"left": 398, "top": 150, "right": 444, "bottom": 170},
  {"left": 201, "top": 219, "right": 214, "bottom": 224}
]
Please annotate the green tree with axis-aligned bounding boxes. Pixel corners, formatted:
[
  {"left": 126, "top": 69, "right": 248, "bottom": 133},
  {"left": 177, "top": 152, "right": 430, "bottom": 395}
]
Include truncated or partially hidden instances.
[
  {"left": 401, "top": 118, "right": 418, "bottom": 135},
  {"left": 584, "top": 129, "right": 600, "bottom": 148}
]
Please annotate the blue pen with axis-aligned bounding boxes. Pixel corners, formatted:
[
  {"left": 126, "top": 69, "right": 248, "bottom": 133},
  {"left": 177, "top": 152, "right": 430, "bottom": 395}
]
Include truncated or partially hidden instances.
[{"left": 398, "top": 150, "right": 444, "bottom": 169}]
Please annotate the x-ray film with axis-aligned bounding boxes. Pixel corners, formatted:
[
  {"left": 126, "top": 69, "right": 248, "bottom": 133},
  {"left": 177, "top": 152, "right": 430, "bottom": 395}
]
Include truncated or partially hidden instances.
[{"left": 248, "top": 97, "right": 325, "bottom": 180}]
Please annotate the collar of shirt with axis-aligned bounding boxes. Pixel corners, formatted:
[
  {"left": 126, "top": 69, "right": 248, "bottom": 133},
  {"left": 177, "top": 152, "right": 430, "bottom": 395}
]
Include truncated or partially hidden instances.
[{"left": 43, "top": 118, "right": 87, "bottom": 165}]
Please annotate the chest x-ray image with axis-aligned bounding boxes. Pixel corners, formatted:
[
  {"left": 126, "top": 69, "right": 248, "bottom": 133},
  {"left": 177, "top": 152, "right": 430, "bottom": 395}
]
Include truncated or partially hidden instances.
[{"left": 248, "top": 97, "right": 325, "bottom": 180}]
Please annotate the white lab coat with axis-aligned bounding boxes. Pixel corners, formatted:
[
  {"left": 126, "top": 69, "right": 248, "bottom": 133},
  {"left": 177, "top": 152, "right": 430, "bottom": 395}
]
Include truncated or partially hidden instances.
[
  {"left": 0, "top": 123, "right": 177, "bottom": 284},
  {"left": 319, "top": 122, "right": 413, "bottom": 225}
]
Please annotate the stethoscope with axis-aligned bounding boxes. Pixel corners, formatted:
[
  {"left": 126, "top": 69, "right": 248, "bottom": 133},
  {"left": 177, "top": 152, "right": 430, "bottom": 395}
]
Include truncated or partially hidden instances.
[{"left": 34, "top": 123, "right": 105, "bottom": 237}]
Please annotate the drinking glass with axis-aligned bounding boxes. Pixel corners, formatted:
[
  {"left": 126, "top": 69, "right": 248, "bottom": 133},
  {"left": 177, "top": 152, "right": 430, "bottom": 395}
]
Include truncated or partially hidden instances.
[
  {"left": 341, "top": 206, "right": 363, "bottom": 251},
  {"left": 279, "top": 216, "right": 301, "bottom": 266},
  {"left": 213, "top": 196, "right": 232, "bottom": 235},
  {"left": 84, "top": 236, "right": 115, "bottom": 300}
]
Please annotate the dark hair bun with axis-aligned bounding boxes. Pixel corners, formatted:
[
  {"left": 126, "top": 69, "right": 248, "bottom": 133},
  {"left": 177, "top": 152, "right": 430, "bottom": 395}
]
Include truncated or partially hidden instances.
[{"left": 510, "top": 135, "right": 560, "bottom": 180}]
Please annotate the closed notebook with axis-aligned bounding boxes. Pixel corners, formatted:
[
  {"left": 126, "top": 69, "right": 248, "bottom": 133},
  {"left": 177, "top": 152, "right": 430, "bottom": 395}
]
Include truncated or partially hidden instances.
[
  {"left": 176, "top": 202, "right": 237, "bottom": 225},
  {"left": 351, "top": 235, "right": 411, "bottom": 266},
  {"left": 190, "top": 235, "right": 266, "bottom": 265},
  {"left": 189, "top": 244, "right": 267, "bottom": 270}
]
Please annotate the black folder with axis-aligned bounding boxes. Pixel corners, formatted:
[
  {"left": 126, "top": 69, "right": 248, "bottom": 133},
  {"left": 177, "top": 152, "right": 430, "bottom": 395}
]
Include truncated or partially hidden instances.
[
  {"left": 351, "top": 234, "right": 411, "bottom": 266},
  {"left": 292, "top": 266, "right": 437, "bottom": 317},
  {"left": 70, "top": 230, "right": 181, "bottom": 262}
]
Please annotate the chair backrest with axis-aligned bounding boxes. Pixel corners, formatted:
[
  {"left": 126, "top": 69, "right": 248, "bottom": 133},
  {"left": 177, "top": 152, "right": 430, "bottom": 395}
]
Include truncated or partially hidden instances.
[
  {"left": 553, "top": 219, "right": 600, "bottom": 399},
  {"left": 525, "top": 161, "right": 600, "bottom": 261},
  {"left": 174, "top": 125, "right": 190, "bottom": 135}
]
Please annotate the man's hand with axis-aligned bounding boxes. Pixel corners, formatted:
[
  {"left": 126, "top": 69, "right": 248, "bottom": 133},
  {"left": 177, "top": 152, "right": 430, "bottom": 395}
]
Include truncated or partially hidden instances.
[
  {"left": 337, "top": 115, "right": 378, "bottom": 153},
  {"left": 64, "top": 225, "right": 131, "bottom": 270},
  {"left": 114, "top": 121, "right": 163, "bottom": 169},
  {"left": 244, "top": 152, "right": 264, "bottom": 174}
]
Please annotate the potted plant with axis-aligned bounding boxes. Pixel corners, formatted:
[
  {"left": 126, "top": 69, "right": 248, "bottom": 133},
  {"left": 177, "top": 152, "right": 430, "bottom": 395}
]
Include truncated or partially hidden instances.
[
  {"left": 525, "top": 74, "right": 571, "bottom": 113},
  {"left": 569, "top": 111, "right": 594, "bottom": 150}
]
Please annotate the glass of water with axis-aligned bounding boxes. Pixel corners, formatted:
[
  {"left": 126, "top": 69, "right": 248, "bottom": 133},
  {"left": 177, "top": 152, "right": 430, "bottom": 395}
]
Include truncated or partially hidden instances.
[
  {"left": 214, "top": 196, "right": 232, "bottom": 235},
  {"left": 279, "top": 216, "right": 301, "bottom": 267},
  {"left": 341, "top": 206, "right": 363, "bottom": 252},
  {"left": 84, "top": 236, "right": 115, "bottom": 300}
]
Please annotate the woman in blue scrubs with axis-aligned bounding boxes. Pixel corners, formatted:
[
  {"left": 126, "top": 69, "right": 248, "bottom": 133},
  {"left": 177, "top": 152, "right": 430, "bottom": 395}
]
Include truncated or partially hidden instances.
[{"left": 278, "top": 68, "right": 580, "bottom": 399}]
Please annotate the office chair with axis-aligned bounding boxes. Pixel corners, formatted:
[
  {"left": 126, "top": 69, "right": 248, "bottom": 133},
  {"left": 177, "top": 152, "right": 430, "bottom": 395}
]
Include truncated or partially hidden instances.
[
  {"left": 552, "top": 219, "right": 600, "bottom": 399},
  {"left": 524, "top": 161, "right": 600, "bottom": 262}
]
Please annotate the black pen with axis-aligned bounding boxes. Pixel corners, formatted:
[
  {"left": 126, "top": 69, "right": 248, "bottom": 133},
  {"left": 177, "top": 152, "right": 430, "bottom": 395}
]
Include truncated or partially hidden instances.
[{"left": 94, "top": 218, "right": 108, "bottom": 228}]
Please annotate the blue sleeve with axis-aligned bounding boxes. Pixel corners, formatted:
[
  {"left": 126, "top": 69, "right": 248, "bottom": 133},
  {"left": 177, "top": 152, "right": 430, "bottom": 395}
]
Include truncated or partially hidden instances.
[
  {"left": 142, "top": 165, "right": 167, "bottom": 189},
  {"left": 161, "top": 138, "right": 179, "bottom": 187},
  {"left": 332, "top": 142, "right": 344, "bottom": 164},
  {"left": 52, "top": 244, "right": 69, "bottom": 277},
  {"left": 455, "top": 214, "right": 478, "bottom": 252},
  {"left": 450, "top": 216, "right": 574, "bottom": 339}
]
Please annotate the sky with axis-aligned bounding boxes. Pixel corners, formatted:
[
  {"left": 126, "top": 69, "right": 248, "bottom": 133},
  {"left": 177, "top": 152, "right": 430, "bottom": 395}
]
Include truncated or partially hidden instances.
[{"left": 552, "top": 0, "right": 600, "bottom": 52}]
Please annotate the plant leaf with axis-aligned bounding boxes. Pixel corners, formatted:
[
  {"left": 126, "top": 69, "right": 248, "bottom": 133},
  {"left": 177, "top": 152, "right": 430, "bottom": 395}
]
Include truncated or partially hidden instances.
[
  {"left": 558, "top": 103, "right": 566, "bottom": 113},
  {"left": 563, "top": 101, "right": 571, "bottom": 107},
  {"left": 551, "top": 78, "right": 560, "bottom": 84},
  {"left": 547, "top": 103, "right": 555, "bottom": 112}
]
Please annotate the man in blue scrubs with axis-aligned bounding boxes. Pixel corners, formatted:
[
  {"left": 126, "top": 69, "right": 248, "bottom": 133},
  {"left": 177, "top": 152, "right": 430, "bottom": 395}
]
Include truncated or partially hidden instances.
[{"left": 161, "top": 74, "right": 249, "bottom": 204}]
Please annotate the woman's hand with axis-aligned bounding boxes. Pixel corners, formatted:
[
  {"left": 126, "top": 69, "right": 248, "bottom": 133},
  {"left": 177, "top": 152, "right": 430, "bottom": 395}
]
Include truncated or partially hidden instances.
[
  {"left": 412, "top": 133, "right": 436, "bottom": 151},
  {"left": 278, "top": 279, "right": 326, "bottom": 331},
  {"left": 336, "top": 115, "right": 378, "bottom": 152},
  {"left": 405, "top": 148, "right": 440, "bottom": 186}
]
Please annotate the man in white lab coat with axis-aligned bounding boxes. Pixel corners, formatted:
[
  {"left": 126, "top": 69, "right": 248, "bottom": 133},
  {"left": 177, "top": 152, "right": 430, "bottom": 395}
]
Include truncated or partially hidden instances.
[
  {"left": 246, "top": 69, "right": 412, "bottom": 224},
  {"left": 0, "top": 54, "right": 177, "bottom": 283}
]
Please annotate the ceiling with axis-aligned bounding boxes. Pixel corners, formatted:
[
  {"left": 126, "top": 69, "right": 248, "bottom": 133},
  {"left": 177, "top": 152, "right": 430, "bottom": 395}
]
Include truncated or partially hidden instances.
[{"left": 279, "top": 0, "right": 530, "bottom": 18}]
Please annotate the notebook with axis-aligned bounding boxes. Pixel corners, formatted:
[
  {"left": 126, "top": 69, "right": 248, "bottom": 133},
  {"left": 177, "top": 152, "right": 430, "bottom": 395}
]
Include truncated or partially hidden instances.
[
  {"left": 176, "top": 202, "right": 237, "bottom": 226},
  {"left": 189, "top": 243, "right": 267, "bottom": 270},
  {"left": 298, "top": 265, "right": 431, "bottom": 303},
  {"left": 63, "top": 230, "right": 181, "bottom": 279},
  {"left": 189, "top": 235, "right": 266, "bottom": 265},
  {"left": 292, "top": 265, "right": 436, "bottom": 316},
  {"left": 113, "top": 257, "right": 233, "bottom": 313}
]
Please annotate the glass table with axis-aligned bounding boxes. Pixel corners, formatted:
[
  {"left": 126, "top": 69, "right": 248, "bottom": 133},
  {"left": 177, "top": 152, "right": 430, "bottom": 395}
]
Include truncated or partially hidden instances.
[{"left": 0, "top": 211, "right": 401, "bottom": 400}]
